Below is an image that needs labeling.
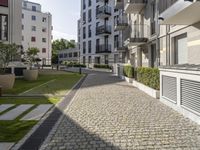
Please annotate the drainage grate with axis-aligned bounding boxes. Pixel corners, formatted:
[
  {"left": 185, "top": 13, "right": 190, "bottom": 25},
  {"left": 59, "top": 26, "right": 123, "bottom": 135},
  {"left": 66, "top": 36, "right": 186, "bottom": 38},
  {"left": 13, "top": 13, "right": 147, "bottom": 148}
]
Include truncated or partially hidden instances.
[
  {"left": 162, "top": 75, "right": 177, "bottom": 103},
  {"left": 181, "top": 79, "right": 200, "bottom": 114}
]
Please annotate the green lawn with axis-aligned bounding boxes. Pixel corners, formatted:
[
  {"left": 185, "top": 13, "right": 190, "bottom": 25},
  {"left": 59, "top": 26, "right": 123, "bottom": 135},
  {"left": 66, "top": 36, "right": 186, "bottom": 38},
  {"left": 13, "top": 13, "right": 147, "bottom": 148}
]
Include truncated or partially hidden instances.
[
  {"left": 0, "top": 71, "right": 84, "bottom": 142},
  {"left": 4, "top": 73, "right": 83, "bottom": 95},
  {"left": 0, "top": 97, "right": 60, "bottom": 105},
  {"left": 0, "top": 120, "right": 38, "bottom": 142}
]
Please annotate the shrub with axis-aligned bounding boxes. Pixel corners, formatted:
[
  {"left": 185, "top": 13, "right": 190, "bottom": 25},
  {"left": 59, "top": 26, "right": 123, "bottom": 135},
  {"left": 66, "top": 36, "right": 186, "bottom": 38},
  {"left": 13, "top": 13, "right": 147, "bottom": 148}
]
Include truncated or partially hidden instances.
[
  {"left": 123, "top": 65, "right": 134, "bottom": 78},
  {"left": 94, "top": 64, "right": 112, "bottom": 69},
  {"left": 63, "top": 61, "right": 86, "bottom": 68},
  {"left": 136, "top": 67, "right": 160, "bottom": 90}
]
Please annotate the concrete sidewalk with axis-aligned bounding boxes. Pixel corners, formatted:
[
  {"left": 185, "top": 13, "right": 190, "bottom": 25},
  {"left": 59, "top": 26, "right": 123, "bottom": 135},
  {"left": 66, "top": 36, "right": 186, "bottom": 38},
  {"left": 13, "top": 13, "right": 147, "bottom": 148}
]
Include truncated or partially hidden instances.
[{"left": 40, "top": 72, "right": 200, "bottom": 150}]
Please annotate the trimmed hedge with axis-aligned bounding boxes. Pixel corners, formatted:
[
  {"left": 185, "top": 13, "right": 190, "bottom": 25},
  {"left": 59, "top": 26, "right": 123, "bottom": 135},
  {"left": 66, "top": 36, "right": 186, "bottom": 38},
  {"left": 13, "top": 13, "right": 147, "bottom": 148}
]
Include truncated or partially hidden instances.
[
  {"left": 94, "top": 64, "right": 112, "bottom": 69},
  {"left": 63, "top": 61, "right": 86, "bottom": 68},
  {"left": 136, "top": 67, "right": 160, "bottom": 90},
  {"left": 123, "top": 65, "right": 134, "bottom": 78}
]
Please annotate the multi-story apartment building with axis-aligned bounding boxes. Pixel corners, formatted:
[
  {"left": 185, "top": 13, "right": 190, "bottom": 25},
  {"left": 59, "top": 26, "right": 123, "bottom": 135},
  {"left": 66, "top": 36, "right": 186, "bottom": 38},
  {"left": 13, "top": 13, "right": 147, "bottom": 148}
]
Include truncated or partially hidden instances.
[
  {"left": 58, "top": 45, "right": 80, "bottom": 64},
  {"left": 116, "top": 0, "right": 200, "bottom": 68},
  {"left": 22, "top": 0, "right": 52, "bottom": 65},
  {"left": 0, "top": 0, "right": 22, "bottom": 45},
  {"left": 79, "top": 0, "right": 128, "bottom": 68}
]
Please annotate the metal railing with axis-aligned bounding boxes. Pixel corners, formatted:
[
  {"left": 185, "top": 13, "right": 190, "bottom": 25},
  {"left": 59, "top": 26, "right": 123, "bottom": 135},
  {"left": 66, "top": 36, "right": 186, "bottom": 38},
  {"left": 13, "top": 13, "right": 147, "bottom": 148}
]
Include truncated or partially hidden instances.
[
  {"left": 124, "top": 24, "right": 150, "bottom": 41},
  {"left": 96, "top": 44, "right": 112, "bottom": 53},
  {"left": 96, "top": 25, "right": 112, "bottom": 35},
  {"left": 114, "top": 14, "right": 128, "bottom": 26},
  {"left": 96, "top": 5, "right": 112, "bottom": 16}
]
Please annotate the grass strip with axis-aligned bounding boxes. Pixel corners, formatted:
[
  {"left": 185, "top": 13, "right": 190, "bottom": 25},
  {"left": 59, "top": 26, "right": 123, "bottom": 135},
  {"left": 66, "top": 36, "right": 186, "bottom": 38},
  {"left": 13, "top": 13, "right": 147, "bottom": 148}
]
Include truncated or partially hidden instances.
[{"left": 0, "top": 120, "right": 38, "bottom": 142}]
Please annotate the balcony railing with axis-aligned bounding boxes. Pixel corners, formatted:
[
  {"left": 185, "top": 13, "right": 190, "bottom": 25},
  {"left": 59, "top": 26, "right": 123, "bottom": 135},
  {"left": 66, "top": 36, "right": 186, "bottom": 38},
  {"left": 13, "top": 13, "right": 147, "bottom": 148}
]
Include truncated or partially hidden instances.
[
  {"left": 114, "top": 0, "right": 124, "bottom": 9},
  {"left": 96, "top": 5, "right": 112, "bottom": 18},
  {"left": 124, "top": 0, "right": 147, "bottom": 13},
  {"left": 96, "top": 25, "right": 112, "bottom": 35},
  {"left": 114, "top": 14, "right": 129, "bottom": 31},
  {"left": 124, "top": 24, "right": 149, "bottom": 46},
  {"left": 96, "top": 44, "right": 112, "bottom": 53},
  {"left": 114, "top": 40, "right": 128, "bottom": 51}
]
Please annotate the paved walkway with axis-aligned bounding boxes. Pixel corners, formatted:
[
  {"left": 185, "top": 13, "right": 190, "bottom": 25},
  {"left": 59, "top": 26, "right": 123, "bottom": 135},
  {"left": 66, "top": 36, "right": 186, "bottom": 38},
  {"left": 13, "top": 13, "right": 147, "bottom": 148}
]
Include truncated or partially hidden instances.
[{"left": 40, "top": 72, "right": 200, "bottom": 150}]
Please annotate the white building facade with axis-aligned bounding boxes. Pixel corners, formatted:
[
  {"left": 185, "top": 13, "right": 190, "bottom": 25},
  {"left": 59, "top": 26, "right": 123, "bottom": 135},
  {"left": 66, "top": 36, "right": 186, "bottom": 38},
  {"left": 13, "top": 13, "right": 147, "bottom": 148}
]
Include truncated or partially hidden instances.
[
  {"left": 22, "top": 0, "right": 52, "bottom": 65},
  {"left": 79, "top": 0, "right": 127, "bottom": 68}
]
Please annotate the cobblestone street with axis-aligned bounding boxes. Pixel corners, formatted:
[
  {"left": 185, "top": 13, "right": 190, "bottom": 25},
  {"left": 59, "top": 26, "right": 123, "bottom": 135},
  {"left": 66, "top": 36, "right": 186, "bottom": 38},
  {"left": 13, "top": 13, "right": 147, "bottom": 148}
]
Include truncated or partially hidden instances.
[{"left": 40, "top": 71, "right": 200, "bottom": 150}]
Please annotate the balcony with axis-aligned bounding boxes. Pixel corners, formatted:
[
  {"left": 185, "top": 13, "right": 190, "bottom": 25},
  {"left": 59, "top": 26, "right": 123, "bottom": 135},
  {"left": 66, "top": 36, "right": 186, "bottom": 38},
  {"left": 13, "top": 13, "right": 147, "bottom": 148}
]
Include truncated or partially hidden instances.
[
  {"left": 114, "top": 41, "right": 128, "bottom": 52},
  {"left": 124, "top": 24, "right": 149, "bottom": 46},
  {"left": 124, "top": 0, "right": 147, "bottom": 14},
  {"left": 114, "top": 0, "right": 124, "bottom": 9},
  {"left": 159, "top": 0, "right": 200, "bottom": 25},
  {"left": 96, "top": 5, "right": 112, "bottom": 19},
  {"left": 114, "top": 14, "right": 129, "bottom": 31},
  {"left": 96, "top": 44, "right": 112, "bottom": 54},
  {"left": 96, "top": 25, "right": 112, "bottom": 36}
]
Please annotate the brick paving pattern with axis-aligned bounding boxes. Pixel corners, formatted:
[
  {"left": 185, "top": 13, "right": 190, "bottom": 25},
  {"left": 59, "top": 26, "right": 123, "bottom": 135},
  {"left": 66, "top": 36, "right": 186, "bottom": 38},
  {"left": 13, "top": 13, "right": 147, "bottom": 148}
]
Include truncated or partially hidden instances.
[{"left": 40, "top": 72, "right": 200, "bottom": 150}]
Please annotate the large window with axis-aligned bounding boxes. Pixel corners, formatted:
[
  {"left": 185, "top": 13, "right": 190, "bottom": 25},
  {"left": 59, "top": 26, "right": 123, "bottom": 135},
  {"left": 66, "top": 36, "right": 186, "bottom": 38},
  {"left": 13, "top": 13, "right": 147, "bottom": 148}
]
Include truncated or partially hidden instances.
[
  {"left": 0, "top": 14, "right": 8, "bottom": 41},
  {"left": 0, "top": 0, "right": 8, "bottom": 7}
]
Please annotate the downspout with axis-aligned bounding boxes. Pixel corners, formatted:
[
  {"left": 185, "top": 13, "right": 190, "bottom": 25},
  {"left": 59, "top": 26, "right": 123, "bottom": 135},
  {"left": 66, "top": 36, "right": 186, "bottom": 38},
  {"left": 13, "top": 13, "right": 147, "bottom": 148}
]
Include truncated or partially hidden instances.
[{"left": 156, "top": 0, "right": 160, "bottom": 67}]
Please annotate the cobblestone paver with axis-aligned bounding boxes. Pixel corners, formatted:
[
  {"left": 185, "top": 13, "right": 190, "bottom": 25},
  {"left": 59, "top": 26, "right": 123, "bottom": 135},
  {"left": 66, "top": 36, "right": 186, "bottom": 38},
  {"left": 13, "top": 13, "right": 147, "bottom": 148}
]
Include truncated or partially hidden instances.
[{"left": 40, "top": 72, "right": 200, "bottom": 150}]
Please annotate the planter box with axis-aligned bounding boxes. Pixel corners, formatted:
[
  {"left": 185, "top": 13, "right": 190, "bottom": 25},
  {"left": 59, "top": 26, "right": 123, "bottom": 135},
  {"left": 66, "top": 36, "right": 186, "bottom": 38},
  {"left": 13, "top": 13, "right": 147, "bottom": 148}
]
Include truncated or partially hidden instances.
[{"left": 122, "top": 75, "right": 160, "bottom": 99}]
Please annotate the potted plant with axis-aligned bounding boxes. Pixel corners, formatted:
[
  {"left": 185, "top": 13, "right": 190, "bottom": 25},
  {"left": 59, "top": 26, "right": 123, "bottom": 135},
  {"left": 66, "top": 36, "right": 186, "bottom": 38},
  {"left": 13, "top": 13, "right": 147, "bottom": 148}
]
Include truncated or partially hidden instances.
[
  {"left": 23, "top": 47, "right": 40, "bottom": 81},
  {"left": 0, "top": 43, "right": 19, "bottom": 89}
]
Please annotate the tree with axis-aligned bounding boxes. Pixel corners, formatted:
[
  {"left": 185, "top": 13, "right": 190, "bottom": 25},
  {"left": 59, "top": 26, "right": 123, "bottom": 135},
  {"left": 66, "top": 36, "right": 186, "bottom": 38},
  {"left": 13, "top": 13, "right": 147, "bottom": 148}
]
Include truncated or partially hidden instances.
[
  {"left": 24, "top": 47, "right": 40, "bottom": 69},
  {"left": 0, "top": 43, "right": 19, "bottom": 74},
  {"left": 52, "top": 39, "right": 75, "bottom": 64}
]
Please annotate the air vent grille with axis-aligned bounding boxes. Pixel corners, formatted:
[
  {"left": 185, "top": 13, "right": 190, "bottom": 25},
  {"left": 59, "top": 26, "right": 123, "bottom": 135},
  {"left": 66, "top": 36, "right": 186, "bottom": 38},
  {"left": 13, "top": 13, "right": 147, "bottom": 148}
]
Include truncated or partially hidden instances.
[
  {"left": 162, "top": 75, "right": 177, "bottom": 103},
  {"left": 181, "top": 79, "right": 200, "bottom": 114}
]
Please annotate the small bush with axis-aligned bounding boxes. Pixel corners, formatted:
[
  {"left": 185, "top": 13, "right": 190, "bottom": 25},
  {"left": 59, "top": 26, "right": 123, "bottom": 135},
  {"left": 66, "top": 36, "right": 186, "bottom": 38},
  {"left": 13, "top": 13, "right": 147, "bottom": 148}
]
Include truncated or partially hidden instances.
[
  {"left": 123, "top": 65, "right": 134, "bottom": 78},
  {"left": 94, "top": 64, "right": 112, "bottom": 69},
  {"left": 63, "top": 61, "right": 86, "bottom": 68},
  {"left": 136, "top": 67, "right": 160, "bottom": 90}
]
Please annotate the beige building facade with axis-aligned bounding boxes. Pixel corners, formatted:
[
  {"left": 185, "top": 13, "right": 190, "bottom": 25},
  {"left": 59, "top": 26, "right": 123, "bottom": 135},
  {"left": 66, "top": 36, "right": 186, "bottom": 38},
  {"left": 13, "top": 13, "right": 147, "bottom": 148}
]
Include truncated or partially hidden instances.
[
  {"left": 116, "top": 0, "right": 200, "bottom": 68},
  {"left": 0, "top": 0, "right": 22, "bottom": 45}
]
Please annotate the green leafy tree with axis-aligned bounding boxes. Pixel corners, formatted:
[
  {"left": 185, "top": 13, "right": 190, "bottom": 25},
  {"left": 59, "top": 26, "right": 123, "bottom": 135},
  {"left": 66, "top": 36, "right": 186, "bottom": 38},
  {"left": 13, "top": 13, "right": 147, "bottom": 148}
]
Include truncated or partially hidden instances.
[
  {"left": 52, "top": 39, "right": 75, "bottom": 64},
  {"left": 0, "top": 43, "right": 19, "bottom": 74}
]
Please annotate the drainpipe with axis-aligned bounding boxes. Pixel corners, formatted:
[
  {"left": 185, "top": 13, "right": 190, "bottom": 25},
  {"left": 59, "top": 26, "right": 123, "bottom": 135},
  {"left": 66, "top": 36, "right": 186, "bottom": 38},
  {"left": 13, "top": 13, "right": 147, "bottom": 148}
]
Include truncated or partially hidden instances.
[{"left": 155, "top": 0, "right": 160, "bottom": 67}]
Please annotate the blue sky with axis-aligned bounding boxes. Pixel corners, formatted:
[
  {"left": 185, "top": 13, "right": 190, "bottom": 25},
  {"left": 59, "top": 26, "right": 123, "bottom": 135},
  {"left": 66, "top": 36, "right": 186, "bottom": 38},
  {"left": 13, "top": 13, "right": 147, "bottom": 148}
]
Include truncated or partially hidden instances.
[{"left": 30, "top": 0, "right": 81, "bottom": 41}]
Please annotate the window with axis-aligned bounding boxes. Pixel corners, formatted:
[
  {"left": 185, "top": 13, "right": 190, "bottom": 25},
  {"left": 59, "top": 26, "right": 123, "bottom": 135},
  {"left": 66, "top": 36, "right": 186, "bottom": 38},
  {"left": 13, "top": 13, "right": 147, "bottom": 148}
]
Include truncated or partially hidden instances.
[
  {"left": 42, "top": 48, "right": 46, "bottom": 53},
  {"left": 83, "top": 42, "right": 86, "bottom": 54},
  {"left": 42, "top": 38, "right": 46, "bottom": 43},
  {"left": 83, "top": 0, "right": 86, "bottom": 9},
  {"left": 88, "top": 9, "right": 92, "bottom": 22},
  {"left": 32, "top": 6, "right": 36, "bottom": 11},
  {"left": 0, "top": 0, "right": 8, "bottom": 7},
  {"left": 22, "top": 13, "right": 24, "bottom": 19},
  {"left": 31, "top": 37, "right": 36, "bottom": 42},
  {"left": 88, "top": 25, "right": 91, "bottom": 37},
  {"left": 0, "top": 14, "right": 8, "bottom": 41},
  {"left": 22, "top": 25, "right": 24, "bottom": 30},
  {"left": 74, "top": 52, "right": 78, "bottom": 57},
  {"left": 32, "top": 26, "right": 36, "bottom": 31},
  {"left": 114, "top": 35, "right": 119, "bottom": 48},
  {"left": 83, "top": 27, "right": 86, "bottom": 39},
  {"left": 22, "top": 36, "right": 24, "bottom": 41},
  {"left": 42, "top": 27, "right": 46, "bottom": 32},
  {"left": 88, "top": 41, "right": 91, "bottom": 53},
  {"left": 88, "top": 56, "right": 91, "bottom": 64},
  {"left": 42, "top": 17, "right": 47, "bottom": 22},
  {"left": 88, "top": 0, "right": 92, "bottom": 7},
  {"left": 32, "top": 15, "right": 36, "bottom": 21},
  {"left": 83, "top": 12, "right": 86, "bottom": 24},
  {"left": 69, "top": 53, "right": 72, "bottom": 57}
]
